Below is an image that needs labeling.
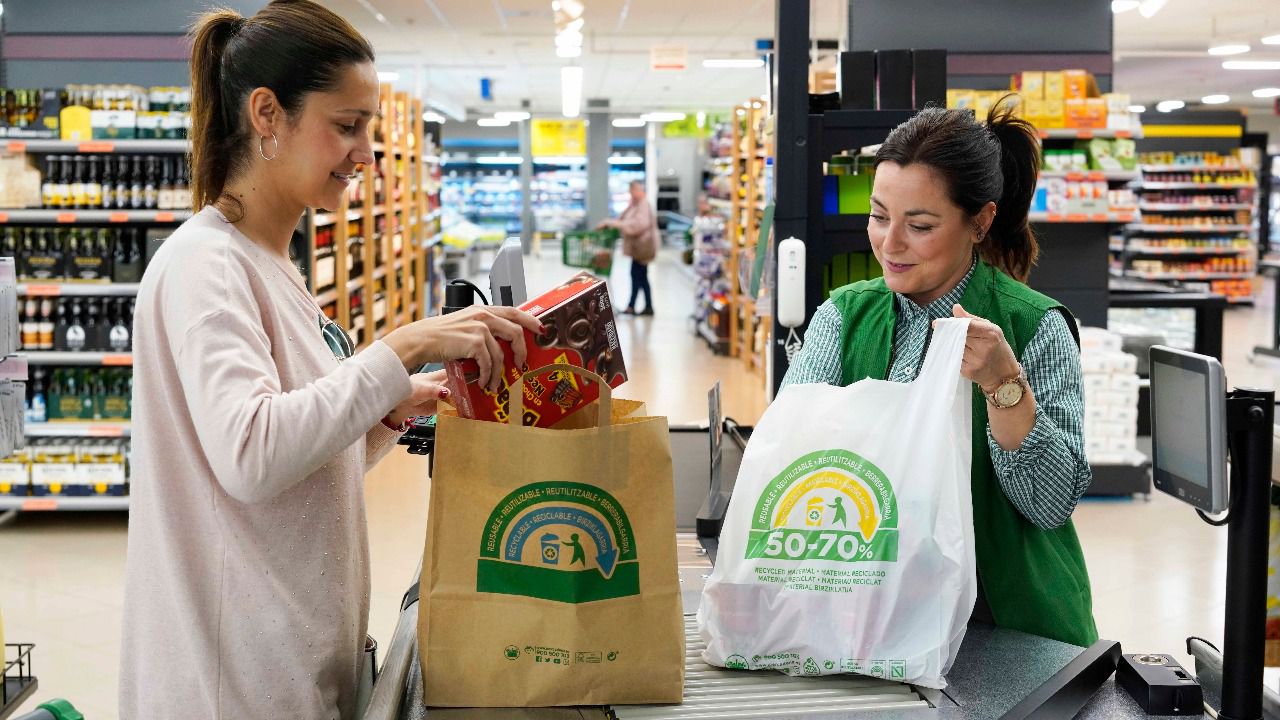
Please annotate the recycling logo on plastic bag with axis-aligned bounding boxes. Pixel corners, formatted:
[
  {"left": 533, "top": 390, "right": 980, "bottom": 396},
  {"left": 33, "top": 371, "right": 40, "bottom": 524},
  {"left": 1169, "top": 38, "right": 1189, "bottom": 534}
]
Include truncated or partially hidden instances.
[{"left": 745, "top": 449, "right": 899, "bottom": 563}]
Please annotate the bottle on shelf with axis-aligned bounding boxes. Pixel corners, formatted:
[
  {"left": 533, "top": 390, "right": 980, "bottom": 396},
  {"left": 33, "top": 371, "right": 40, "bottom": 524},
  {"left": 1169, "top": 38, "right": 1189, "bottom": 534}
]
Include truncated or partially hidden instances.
[
  {"left": 115, "top": 155, "right": 132, "bottom": 212},
  {"left": 143, "top": 156, "right": 159, "bottom": 210},
  {"left": 70, "top": 155, "right": 87, "bottom": 209},
  {"left": 42, "top": 156, "right": 60, "bottom": 209},
  {"left": 108, "top": 298, "right": 131, "bottom": 352},
  {"left": 83, "top": 299, "right": 102, "bottom": 351},
  {"left": 113, "top": 228, "right": 143, "bottom": 282},
  {"left": 158, "top": 156, "right": 175, "bottom": 210},
  {"left": 86, "top": 156, "right": 103, "bottom": 208},
  {"left": 21, "top": 297, "right": 38, "bottom": 350},
  {"left": 27, "top": 369, "right": 46, "bottom": 424},
  {"left": 174, "top": 156, "right": 191, "bottom": 210},
  {"left": 97, "top": 228, "right": 115, "bottom": 280},
  {"left": 65, "top": 301, "right": 86, "bottom": 352},
  {"left": 129, "top": 155, "right": 145, "bottom": 210},
  {"left": 37, "top": 298, "right": 54, "bottom": 351}
]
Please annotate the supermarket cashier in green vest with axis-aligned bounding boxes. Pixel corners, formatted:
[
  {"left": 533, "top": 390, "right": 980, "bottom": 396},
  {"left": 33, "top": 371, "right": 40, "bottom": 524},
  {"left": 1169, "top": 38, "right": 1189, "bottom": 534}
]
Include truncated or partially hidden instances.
[{"left": 783, "top": 102, "right": 1098, "bottom": 647}]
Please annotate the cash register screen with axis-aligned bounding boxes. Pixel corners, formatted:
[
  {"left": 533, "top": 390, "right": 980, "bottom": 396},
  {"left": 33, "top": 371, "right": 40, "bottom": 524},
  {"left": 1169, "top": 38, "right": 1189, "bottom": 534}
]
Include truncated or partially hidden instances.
[
  {"left": 1151, "top": 362, "right": 1210, "bottom": 488},
  {"left": 1149, "top": 346, "right": 1227, "bottom": 513}
]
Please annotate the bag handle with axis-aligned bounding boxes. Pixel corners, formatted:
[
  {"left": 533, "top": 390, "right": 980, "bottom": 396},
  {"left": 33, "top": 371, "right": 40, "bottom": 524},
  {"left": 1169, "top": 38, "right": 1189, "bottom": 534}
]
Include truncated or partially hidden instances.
[
  {"left": 915, "top": 317, "right": 971, "bottom": 385},
  {"left": 509, "top": 363, "right": 612, "bottom": 429}
]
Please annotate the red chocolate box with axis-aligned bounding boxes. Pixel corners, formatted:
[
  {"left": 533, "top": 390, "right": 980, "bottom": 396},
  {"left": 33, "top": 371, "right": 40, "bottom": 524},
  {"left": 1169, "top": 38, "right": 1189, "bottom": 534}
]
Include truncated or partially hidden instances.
[{"left": 444, "top": 272, "right": 626, "bottom": 427}]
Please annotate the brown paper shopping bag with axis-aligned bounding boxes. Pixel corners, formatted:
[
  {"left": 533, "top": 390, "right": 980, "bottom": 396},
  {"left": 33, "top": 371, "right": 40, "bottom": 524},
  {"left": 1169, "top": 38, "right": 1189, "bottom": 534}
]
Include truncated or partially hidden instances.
[{"left": 419, "top": 365, "right": 684, "bottom": 707}]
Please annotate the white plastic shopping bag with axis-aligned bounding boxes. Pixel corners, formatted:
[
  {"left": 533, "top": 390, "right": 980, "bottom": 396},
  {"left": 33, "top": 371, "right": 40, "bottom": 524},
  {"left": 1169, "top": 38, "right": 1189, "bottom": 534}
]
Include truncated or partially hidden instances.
[{"left": 698, "top": 318, "right": 977, "bottom": 689}]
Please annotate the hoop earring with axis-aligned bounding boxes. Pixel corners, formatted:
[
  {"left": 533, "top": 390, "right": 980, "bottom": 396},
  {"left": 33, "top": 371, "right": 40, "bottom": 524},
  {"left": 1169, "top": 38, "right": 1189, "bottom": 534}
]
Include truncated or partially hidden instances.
[{"left": 259, "top": 133, "right": 279, "bottom": 161}]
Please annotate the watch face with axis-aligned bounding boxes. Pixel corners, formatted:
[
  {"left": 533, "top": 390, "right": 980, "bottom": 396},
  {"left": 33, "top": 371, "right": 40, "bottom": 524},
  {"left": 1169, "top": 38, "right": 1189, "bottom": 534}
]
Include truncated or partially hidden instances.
[{"left": 996, "top": 381, "right": 1023, "bottom": 407}]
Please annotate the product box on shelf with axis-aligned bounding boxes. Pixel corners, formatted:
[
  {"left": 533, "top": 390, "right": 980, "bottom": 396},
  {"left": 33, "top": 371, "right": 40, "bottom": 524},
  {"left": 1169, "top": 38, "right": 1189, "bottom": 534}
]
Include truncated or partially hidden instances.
[
  {"left": 0, "top": 153, "right": 42, "bottom": 209},
  {"left": 1079, "top": 327, "right": 1141, "bottom": 464},
  {"left": 0, "top": 452, "right": 29, "bottom": 496},
  {"left": 1021, "top": 71, "right": 1046, "bottom": 100},
  {"left": 444, "top": 271, "right": 627, "bottom": 428},
  {"left": 90, "top": 110, "right": 138, "bottom": 140}
]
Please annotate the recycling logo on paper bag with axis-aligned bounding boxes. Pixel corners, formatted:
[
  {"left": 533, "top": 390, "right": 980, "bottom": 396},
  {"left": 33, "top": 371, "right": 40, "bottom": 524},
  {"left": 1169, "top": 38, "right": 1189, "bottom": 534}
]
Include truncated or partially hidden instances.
[
  {"left": 477, "top": 481, "right": 639, "bottom": 603},
  {"left": 746, "top": 450, "right": 899, "bottom": 563}
]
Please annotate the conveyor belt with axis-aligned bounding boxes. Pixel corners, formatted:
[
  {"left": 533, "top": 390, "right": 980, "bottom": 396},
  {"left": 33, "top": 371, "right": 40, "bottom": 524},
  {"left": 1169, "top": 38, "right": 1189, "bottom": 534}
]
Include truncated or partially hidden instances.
[{"left": 611, "top": 617, "right": 930, "bottom": 719}]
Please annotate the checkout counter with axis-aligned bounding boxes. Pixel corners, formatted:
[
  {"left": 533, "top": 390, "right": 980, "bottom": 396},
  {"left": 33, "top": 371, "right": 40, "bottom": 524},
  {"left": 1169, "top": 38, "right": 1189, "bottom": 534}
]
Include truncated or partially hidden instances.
[{"left": 371, "top": 423, "right": 1215, "bottom": 719}]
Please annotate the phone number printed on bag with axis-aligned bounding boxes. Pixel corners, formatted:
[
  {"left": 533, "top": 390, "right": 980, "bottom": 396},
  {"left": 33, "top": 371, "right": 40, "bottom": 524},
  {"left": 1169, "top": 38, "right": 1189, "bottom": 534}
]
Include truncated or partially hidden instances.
[
  {"left": 477, "top": 481, "right": 640, "bottom": 604},
  {"left": 745, "top": 450, "right": 899, "bottom": 564}
]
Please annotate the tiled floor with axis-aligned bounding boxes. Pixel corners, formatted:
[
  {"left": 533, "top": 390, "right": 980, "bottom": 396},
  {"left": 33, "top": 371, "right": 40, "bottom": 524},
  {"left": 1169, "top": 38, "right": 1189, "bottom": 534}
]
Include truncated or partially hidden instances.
[{"left": 1, "top": 245, "right": 1276, "bottom": 718}]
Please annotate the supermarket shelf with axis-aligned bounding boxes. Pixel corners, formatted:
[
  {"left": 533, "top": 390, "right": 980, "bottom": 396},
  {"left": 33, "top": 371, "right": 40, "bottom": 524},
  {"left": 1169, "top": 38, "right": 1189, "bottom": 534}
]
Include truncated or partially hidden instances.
[
  {"left": 1039, "top": 170, "right": 1139, "bottom": 181},
  {"left": 1138, "top": 203, "right": 1252, "bottom": 212},
  {"left": 18, "top": 282, "right": 140, "bottom": 296},
  {"left": 314, "top": 288, "right": 338, "bottom": 306},
  {"left": 315, "top": 208, "right": 371, "bottom": 227},
  {"left": 1029, "top": 212, "right": 1137, "bottom": 224},
  {"left": 1038, "top": 128, "right": 1143, "bottom": 140},
  {"left": 25, "top": 422, "right": 131, "bottom": 438},
  {"left": 4, "top": 138, "right": 189, "bottom": 154},
  {"left": 1228, "top": 296, "right": 1255, "bottom": 306},
  {"left": 1122, "top": 245, "right": 1252, "bottom": 256},
  {"left": 0, "top": 495, "right": 129, "bottom": 511},
  {"left": 1126, "top": 271, "right": 1253, "bottom": 281},
  {"left": 1141, "top": 165, "right": 1249, "bottom": 173},
  {"left": 0, "top": 209, "right": 189, "bottom": 224},
  {"left": 1133, "top": 183, "right": 1253, "bottom": 190},
  {"left": 22, "top": 351, "right": 132, "bottom": 366},
  {"left": 1128, "top": 224, "right": 1250, "bottom": 233}
]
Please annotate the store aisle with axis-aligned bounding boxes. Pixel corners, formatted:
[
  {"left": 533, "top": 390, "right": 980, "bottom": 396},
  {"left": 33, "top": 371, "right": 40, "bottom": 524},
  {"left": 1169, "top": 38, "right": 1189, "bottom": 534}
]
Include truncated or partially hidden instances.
[{"left": 0, "top": 246, "right": 1274, "bottom": 718}]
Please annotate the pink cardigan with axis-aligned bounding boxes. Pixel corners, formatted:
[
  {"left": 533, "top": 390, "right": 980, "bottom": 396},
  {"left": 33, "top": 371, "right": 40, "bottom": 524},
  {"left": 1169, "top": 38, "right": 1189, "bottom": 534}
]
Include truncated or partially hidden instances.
[{"left": 119, "top": 207, "right": 412, "bottom": 719}]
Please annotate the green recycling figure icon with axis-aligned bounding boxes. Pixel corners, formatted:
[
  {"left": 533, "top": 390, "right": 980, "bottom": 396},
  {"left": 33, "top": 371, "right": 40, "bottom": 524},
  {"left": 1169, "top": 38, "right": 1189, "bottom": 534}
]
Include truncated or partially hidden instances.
[
  {"left": 828, "top": 496, "right": 848, "bottom": 528},
  {"left": 563, "top": 533, "right": 587, "bottom": 567}
]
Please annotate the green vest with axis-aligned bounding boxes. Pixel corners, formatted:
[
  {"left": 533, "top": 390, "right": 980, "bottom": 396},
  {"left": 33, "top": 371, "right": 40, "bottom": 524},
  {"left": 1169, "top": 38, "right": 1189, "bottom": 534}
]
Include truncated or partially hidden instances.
[{"left": 829, "top": 259, "right": 1098, "bottom": 647}]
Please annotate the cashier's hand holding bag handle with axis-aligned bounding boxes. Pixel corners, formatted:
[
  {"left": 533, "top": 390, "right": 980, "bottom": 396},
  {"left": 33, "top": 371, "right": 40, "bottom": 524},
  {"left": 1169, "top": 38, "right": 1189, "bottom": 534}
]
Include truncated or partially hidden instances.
[
  {"left": 700, "top": 101, "right": 1098, "bottom": 686},
  {"left": 118, "top": 2, "right": 540, "bottom": 718}
]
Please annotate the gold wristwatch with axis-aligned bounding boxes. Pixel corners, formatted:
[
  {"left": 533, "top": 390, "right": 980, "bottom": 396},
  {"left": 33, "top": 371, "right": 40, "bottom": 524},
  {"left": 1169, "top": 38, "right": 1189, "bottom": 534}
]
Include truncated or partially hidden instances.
[{"left": 985, "top": 366, "right": 1028, "bottom": 409}]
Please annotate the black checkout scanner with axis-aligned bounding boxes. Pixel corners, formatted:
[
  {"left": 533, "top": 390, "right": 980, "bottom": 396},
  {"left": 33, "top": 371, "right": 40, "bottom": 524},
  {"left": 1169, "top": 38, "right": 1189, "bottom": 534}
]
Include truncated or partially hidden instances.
[{"left": 390, "top": 238, "right": 1275, "bottom": 717}]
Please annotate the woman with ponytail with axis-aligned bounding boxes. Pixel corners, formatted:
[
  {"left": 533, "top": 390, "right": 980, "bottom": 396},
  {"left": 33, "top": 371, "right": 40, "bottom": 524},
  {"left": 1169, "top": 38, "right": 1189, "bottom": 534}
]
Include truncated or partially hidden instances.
[
  {"left": 783, "top": 100, "right": 1097, "bottom": 647},
  {"left": 120, "top": 2, "right": 540, "bottom": 716}
]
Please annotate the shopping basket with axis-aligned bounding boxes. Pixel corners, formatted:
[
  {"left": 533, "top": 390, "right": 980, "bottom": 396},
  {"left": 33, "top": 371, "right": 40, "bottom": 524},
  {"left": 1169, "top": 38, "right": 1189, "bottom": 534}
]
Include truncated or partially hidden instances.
[{"left": 561, "top": 228, "right": 619, "bottom": 276}]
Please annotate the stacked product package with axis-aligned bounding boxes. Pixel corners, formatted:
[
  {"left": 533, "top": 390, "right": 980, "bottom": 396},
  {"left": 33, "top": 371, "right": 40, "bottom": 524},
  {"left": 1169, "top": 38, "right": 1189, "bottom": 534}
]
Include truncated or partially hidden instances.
[{"left": 1079, "top": 327, "right": 1142, "bottom": 465}]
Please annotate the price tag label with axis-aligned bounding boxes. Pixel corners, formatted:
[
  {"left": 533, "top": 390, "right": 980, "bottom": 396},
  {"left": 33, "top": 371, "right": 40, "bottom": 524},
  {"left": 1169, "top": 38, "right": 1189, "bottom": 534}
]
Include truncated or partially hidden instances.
[
  {"left": 22, "top": 499, "right": 58, "bottom": 511},
  {"left": 88, "top": 425, "right": 126, "bottom": 438},
  {"left": 155, "top": 211, "right": 176, "bottom": 222},
  {"left": 1037, "top": 129, "right": 1050, "bottom": 139},
  {"left": 1116, "top": 130, "right": 1132, "bottom": 138},
  {"left": 108, "top": 212, "right": 130, "bottom": 223},
  {"left": 103, "top": 354, "right": 133, "bottom": 366},
  {"left": 1066, "top": 214, "right": 1088, "bottom": 222},
  {"left": 78, "top": 141, "right": 115, "bottom": 153},
  {"left": 1077, "top": 129, "right": 1094, "bottom": 139},
  {"left": 25, "top": 284, "right": 62, "bottom": 296},
  {"left": 6, "top": 141, "right": 27, "bottom": 153},
  {"left": 0, "top": 212, "right": 9, "bottom": 224},
  {"left": 56, "top": 213, "right": 77, "bottom": 223},
  {"left": 1091, "top": 214, "right": 1110, "bottom": 222}
]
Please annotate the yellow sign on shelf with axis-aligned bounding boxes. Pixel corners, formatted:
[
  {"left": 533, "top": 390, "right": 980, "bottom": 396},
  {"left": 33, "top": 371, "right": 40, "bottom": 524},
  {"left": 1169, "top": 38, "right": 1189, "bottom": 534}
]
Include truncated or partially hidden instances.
[{"left": 531, "top": 119, "right": 586, "bottom": 157}]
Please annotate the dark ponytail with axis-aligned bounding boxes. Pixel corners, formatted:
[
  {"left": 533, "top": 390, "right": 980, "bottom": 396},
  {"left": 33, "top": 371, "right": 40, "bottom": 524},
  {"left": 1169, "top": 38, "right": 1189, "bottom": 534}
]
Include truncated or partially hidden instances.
[
  {"left": 984, "top": 100, "right": 1041, "bottom": 282},
  {"left": 874, "top": 95, "right": 1041, "bottom": 282},
  {"left": 189, "top": 10, "right": 245, "bottom": 215},
  {"left": 188, "top": 0, "right": 375, "bottom": 216}
]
